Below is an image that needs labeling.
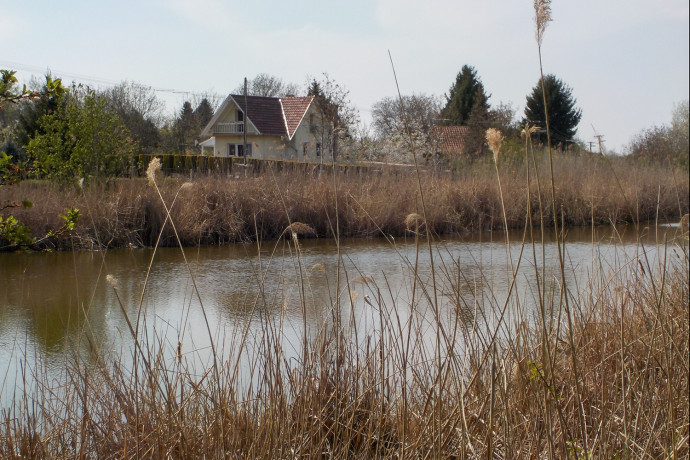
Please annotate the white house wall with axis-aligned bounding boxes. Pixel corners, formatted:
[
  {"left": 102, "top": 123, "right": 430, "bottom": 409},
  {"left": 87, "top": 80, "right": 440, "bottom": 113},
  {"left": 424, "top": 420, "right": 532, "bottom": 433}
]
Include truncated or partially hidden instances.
[
  {"left": 211, "top": 134, "right": 287, "bottom": 159},
  {"left": 288, "top": 106, "right": 331, "bottom": 163}
]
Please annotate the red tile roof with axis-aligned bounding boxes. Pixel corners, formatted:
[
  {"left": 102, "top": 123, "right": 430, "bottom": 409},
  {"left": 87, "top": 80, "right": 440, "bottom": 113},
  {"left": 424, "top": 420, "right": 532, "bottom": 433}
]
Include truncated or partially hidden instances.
[
  {"left": 281, "top": 96, "right": 313, "bottom": 138},
  {"left": 433, "top": 126, "right": 470, "bottom": 154}
]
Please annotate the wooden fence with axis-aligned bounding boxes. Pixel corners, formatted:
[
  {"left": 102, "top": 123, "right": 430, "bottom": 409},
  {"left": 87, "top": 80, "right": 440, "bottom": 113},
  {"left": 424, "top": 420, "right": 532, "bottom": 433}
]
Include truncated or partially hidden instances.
[{"left": 134, "top": 154, "right": 419, "bottom": 178}]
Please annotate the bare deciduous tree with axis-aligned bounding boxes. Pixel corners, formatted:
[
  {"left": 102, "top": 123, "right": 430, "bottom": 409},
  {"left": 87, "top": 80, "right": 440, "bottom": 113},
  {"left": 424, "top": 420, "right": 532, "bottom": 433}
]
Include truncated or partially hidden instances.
[
  {"left": 104, "top": 81, "right": 166, "bottom": 127},
  {"left": 233, "top": 73, "right": 301, "bottom": 98},
  {"left": 369, "top": 94, "right": 442, "bottom": 164},
  {"left": 307, "top": 73, "right": 359, "bottom": 162}
]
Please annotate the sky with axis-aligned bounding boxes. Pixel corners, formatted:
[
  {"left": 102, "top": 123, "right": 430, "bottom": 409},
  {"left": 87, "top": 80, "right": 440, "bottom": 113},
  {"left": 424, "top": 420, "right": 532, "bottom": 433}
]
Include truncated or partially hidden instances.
[{"left": 1, "top": 0, "right": 688, "bottom": 152}]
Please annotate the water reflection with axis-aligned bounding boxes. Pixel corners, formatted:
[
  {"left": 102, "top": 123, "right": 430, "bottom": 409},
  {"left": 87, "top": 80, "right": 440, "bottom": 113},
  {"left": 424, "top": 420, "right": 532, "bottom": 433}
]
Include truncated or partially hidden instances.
[{"left": 0, "top": 223, "right": 685, "bottom": 405}]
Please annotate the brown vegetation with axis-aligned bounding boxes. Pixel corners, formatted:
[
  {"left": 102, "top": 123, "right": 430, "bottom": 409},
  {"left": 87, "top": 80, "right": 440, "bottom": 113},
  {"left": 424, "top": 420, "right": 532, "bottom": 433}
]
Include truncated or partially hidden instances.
[{"left": 3, "top": 152, "right": 687, "bottom": 250}]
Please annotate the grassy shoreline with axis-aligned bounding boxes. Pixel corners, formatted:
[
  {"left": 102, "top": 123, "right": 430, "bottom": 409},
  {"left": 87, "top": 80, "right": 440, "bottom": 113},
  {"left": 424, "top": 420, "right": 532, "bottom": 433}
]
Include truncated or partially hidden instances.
[{"left": 3, "top": 153, "right": 687, "bottom": 251}]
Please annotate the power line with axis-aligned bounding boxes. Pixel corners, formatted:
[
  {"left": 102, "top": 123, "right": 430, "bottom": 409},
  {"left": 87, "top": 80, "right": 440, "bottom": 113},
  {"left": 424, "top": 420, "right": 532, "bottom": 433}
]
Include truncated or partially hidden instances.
[
  {"left": 3, "top": 60, "right": 375, "bottom": 121},
  {"left": 0, "top": 59, "right": 214, "bottom": 100}
]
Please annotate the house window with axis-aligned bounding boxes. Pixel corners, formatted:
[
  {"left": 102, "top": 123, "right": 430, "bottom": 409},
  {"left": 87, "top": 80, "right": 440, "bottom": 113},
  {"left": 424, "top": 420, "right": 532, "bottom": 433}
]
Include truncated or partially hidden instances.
[
  {"left": 236, "top": 111, "right": 245, "bottom": 132},
  {"left": 235, "top": 143, "right": 252, "bottom": 157},
  {"left": 316, "top": 142, "right": 322, "bottom": 157},
  {"left": 303, "top": 142, "right": 308, "bottom": 156},
  {"left": 227, "top": 144, "right": 235, "bottom": 156}
]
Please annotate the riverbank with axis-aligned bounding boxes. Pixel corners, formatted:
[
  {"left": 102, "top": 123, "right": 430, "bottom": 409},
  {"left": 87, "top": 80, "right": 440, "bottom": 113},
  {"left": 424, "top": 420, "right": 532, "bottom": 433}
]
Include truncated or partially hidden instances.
[{"left": 3, "top": 153, "right": 688, "bottom": 250}]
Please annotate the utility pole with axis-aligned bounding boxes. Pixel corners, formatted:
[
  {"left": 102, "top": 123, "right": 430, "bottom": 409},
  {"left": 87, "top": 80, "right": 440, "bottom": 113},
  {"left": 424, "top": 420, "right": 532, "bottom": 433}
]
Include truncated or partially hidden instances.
[
  {"left": 591, "top": 124, "right": 605, "bottom": 155},
  {"left": 588, "top": 141, "right": 595, "bottom": 153},
  {"left": 243, "top": 77, "right": 248, "bottom": 175},
  {"left": 593, "top": 134, "right": 605, "bottom": 155}
]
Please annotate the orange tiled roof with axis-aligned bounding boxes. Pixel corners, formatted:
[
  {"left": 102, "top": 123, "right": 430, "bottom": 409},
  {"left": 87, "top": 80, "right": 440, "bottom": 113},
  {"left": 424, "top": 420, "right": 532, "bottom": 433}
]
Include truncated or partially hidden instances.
[
  {"left": 281, "top": 96, "right": 313, "bottom": 139},
  {"left": 433, "top": 126, "right": 470, "bottom": 154}
]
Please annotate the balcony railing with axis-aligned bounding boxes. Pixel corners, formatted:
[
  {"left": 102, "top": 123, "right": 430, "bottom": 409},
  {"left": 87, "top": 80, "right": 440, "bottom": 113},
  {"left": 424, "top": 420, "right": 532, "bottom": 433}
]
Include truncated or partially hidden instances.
[{"left": 213, "top": 122, "right": 244, "bottom": 134}]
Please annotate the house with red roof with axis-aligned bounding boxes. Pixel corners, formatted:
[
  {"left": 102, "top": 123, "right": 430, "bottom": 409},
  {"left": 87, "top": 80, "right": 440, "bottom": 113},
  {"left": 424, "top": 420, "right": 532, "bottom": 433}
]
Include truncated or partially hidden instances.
[{"left": 198, "top": 94, "right": 328, "bottom": 162}]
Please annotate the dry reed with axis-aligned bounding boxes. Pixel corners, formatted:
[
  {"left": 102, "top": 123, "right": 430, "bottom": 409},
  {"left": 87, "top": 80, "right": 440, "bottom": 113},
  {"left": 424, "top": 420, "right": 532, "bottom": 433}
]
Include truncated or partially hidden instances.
[{"left": 2, "top": 154, "right": 687, "bottom": 251}]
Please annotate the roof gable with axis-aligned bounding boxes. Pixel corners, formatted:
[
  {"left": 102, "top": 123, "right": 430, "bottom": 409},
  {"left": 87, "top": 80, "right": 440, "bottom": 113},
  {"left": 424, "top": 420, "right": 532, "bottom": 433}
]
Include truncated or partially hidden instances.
[
  {"left": 200, "top": 94, "right": 314, "bottom": 140},
  {"left": 280, "top": 96, "right": 314, "bottom": 139}
]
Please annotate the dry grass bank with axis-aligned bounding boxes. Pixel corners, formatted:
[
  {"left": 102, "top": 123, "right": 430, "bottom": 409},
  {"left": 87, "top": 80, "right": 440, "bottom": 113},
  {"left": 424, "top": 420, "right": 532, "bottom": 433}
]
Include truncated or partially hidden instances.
[{"left": 3, "top": 153, "right": 687, "bottom": 250}]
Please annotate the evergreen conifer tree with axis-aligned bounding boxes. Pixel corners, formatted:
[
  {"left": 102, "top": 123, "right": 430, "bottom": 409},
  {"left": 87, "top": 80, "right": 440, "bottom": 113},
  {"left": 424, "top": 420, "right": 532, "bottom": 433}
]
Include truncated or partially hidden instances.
[
  {"left": 440, "top": 65, "right": 490, "bottom": 126},
  {"left": 523, "top": 74, "right": 582, "bottom": 147}
]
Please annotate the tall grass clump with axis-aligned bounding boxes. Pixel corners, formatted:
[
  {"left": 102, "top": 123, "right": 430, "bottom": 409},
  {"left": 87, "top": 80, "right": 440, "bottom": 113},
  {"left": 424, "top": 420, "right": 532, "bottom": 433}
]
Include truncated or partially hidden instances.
[{"left": 3, "top": 152, "right": 687, "bottom": 251}]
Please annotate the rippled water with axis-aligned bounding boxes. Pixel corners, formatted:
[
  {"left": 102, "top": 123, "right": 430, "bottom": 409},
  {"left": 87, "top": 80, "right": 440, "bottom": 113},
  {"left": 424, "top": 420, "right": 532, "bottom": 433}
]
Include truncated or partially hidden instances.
[{"left": 0, "top": 223, "right": 684, "bottom": 406}]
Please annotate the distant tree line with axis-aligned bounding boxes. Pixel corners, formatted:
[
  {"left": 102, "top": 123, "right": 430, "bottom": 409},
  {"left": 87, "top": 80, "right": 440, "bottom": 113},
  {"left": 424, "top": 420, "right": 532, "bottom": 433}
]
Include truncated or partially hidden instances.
[
  {"left": 0, "top": 71, "right": 365, "bottom": 181},
  {"left": 1, "top": 67, "right": 686, "bottom": 185},
  {"left": 0, "top": 75, "right": 219, "bottom": 183},
  {"left": 365, "top": 64, "right": 585, "bottom": 164}
]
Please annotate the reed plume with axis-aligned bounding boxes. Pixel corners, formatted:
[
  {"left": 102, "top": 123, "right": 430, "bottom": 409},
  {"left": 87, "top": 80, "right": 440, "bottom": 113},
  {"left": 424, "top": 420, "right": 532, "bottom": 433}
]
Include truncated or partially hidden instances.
[
  {"left": 146, "top": 157, "right": 162, "bottom": 186},
  {"left": 486, "top": 128, "right": 504, "bottom": 165},
  {"left": 105, "top": 274, "right": 119, "bottom": 289},
  {"left": 283, "top": 222, "right": 316, "bottom": 237},
  {"left": 521, "top": 123, "right": 540, "bottom": 139},
  {"left": 534, "top": 0, "right": 552, "bottom": 47},
  {"left": 404, "top": 212, "right": 424, "bottom": 233}
]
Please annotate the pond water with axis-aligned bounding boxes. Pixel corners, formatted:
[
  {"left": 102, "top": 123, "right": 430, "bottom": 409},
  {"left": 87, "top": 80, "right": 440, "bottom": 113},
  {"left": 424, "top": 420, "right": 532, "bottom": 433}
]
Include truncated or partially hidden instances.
[{"left": 0, "top": 222, "right": 685, "bottom": 407}]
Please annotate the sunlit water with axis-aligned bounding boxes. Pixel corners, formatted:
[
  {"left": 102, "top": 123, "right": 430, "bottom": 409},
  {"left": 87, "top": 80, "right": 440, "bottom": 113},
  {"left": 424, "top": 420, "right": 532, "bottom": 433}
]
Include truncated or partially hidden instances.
[{"left": 0, "top": 223, "right": 685, "bottom": 407}]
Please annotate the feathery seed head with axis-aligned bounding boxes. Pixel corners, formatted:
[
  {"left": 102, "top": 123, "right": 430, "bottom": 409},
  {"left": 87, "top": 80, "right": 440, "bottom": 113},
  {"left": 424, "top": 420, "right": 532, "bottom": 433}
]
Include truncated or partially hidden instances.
[
  {"left": 284, "top": 222, "right": 316, "bottom": 236},
  {"left": 106, "top": 274, "right": 119, "bottom": 290},
  {"left": 352, "top": 275, "right": 375, "bottom": 286},
  {"left": 521, "top": 123, "right": 540, "bottom": 139},
  {"left": 534, "top": 0, "right": 552, "bottom": 46},
  {"left": 404, "top": 213, "right": 425, "bottom": 233},
  {"left": 146, "top": 158, "right": 162, "bottom": 187},
  {"left": 486, "top": 128, "right": 504, "bottom": 164}
]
